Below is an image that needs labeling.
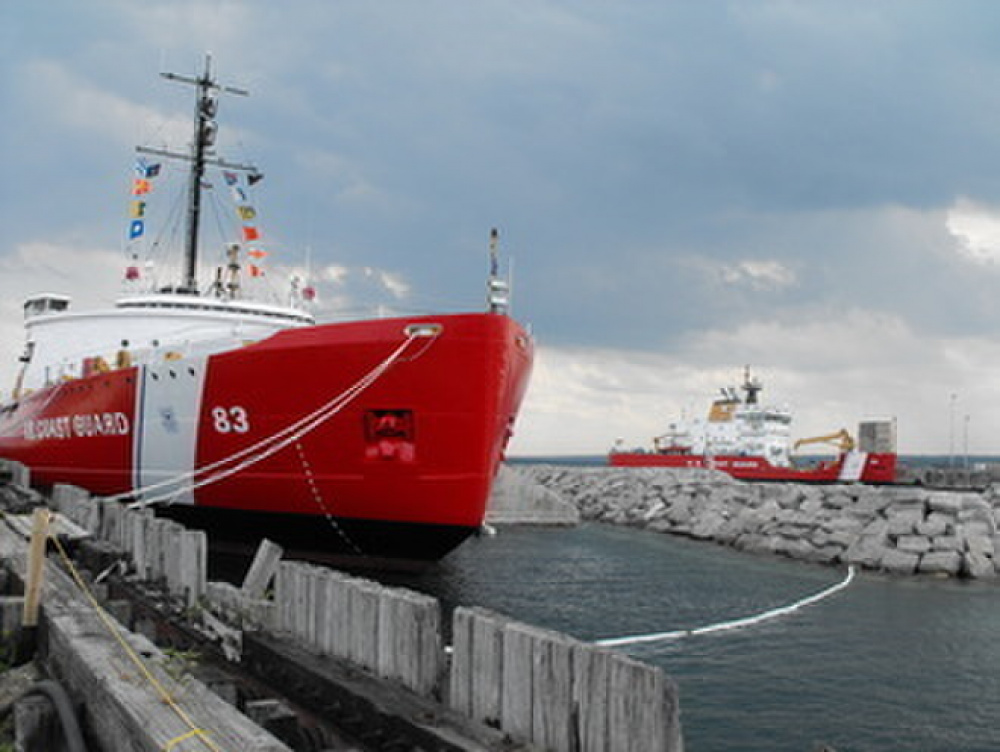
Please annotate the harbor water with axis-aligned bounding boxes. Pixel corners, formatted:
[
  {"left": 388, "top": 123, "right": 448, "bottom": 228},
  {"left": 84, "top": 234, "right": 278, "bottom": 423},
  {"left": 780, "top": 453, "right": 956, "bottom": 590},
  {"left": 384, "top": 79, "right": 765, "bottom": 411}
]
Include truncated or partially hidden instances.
[{"left": 379, "top": 521, "right": 1000, "bottom": 751}]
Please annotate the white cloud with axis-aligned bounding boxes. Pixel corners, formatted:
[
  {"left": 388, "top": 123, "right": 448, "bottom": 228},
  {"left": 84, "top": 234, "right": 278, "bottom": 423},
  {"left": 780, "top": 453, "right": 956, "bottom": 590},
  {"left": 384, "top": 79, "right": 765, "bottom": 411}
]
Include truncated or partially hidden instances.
[
  {"left": 282, "top": 263, "right": 412, "bottom": 318},
  {"left": 22, "top": 60, "right": 181, "bottom": 148},
  {"left": 509, "top": 311, "right": 1000, "bottom": 458},
  {"left": 320, "top": 265, "right": 350, "bottom": 284},
  {"left": 371, "top": 269, "right": 409, "bottom": 299},
  {"left": 717, "top": 259, "right": 797, "bottom": 291},
  {"left": 946, "top": 198, "right": 1000, "bottom": 266},
  {"left": 685, "top": 308, "right": 919, "bottom": 371}
]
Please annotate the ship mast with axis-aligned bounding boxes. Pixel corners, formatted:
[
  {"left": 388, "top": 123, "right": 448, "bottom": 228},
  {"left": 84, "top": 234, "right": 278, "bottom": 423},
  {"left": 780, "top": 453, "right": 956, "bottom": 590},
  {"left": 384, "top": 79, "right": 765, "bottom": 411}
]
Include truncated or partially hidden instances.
[{"left": 137, "top": 55, "right": 256, "bottom": 295}]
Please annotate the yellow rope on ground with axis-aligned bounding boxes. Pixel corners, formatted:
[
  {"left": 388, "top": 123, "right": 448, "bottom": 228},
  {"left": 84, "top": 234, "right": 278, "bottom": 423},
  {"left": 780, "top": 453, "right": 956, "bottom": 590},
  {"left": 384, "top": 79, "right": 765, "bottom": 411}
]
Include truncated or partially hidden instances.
[
  {"left": 47, "top": 529, "right": 224, "bottom": 752},
  {"left": 162, "top": 728, "right": 212, "bottom": 751}
]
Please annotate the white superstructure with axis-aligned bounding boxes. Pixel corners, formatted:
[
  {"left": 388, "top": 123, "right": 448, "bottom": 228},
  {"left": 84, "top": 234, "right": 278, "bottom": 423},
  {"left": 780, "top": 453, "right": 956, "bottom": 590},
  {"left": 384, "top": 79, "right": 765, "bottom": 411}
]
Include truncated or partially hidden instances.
[
  {"left": 15, "top": 292, "right": 314, "bottom": 394},
  {"left": 654, "top": 370, "right": 793, "bottom": 466}
]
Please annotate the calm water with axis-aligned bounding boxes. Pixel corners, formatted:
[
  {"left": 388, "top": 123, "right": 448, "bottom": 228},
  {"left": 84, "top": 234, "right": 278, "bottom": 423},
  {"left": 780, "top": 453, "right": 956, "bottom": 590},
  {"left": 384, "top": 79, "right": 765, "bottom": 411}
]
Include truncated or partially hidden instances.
[{"left": 378, "top": 523, "right": 1000, "bottom": 752}]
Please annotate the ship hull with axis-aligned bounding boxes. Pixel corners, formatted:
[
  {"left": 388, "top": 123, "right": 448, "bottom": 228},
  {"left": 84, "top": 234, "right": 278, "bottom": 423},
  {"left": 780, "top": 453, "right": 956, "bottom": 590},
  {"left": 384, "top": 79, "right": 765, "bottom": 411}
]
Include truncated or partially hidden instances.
[
  {"left": 609, "top": 451, "right": 898, "bottom": 484},
  {"left": 0, "top": 312, "right": 533, "bottom": 564}
]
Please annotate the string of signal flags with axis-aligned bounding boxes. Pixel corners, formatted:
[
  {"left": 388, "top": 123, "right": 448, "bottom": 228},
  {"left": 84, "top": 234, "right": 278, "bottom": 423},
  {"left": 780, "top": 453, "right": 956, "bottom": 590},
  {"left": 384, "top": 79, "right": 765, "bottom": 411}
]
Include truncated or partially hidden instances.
[{"left": 126, "top": 159, "right": 268, "bottom": 278}]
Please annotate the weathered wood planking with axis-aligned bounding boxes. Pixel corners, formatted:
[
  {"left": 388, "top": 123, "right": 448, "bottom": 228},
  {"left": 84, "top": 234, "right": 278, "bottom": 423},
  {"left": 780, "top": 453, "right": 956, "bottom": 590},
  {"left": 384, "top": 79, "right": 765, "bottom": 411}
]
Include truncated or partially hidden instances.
[
  {"left": 17, "top": 478, "right": 685, "bottom": 752},
  {"left": 273, "top": 561, "right": 443, "bottom": 698},
  {"left": 0, "top": 519, "right": 293, "bottom": 752},
  {"left": 241, "top": 538, "right": 283, "bottom": 599},
  {"left": 451, "top": 607, "right": 683, "bottom": 752},
  {"left": 49, "top": 485, "right": 207, "bottom": 608}
]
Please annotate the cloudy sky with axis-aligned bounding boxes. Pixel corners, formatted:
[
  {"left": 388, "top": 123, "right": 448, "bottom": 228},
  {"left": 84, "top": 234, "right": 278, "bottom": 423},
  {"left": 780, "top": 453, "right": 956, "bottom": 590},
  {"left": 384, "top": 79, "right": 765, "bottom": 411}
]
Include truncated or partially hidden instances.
[{"left": 5, "top": 1, "right": 1000, "bottom": 457}]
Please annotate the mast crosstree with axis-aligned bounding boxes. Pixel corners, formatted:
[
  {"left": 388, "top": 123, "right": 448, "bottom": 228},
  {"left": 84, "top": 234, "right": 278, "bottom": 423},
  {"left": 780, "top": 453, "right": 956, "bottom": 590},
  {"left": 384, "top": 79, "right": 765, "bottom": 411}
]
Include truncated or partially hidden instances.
[{"left": 136, "top": 55, "right": 259, "bottom": 294}]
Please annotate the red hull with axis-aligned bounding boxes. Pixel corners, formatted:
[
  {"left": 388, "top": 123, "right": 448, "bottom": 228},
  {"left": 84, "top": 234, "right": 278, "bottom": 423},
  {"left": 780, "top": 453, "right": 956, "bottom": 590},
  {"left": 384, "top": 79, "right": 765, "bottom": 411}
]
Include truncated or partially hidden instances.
[
  {"left": 609, "top": 451, "right": 897, "bottom": 484},
  {"left": 0, "top": 312, "right": 533, "bottom": 563}
]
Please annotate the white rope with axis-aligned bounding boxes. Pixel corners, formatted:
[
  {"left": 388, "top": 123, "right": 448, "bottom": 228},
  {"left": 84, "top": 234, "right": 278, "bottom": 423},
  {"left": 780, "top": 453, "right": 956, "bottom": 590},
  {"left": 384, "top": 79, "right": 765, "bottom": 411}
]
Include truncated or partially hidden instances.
[
  {"left": 595, "top": 565, "right": 856, "bottom": 648},
  {"left": 117, "top": 331, "right": 429, "bottom": 508}
]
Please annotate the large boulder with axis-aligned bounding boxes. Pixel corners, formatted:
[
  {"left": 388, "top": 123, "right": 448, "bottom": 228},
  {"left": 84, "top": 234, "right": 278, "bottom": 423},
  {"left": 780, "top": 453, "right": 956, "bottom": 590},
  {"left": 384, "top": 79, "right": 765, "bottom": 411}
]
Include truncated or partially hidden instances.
[
  {"left": 886, "top": 508, "right": 924, "bottom": 536},
  {"left": 927, "top": 492, "right": 964, "bottom": 515},
  {"left": 844, "top": 534, "right": 892, "bottom": 569},
  {"left": 916, "top": 514, "right": 950, "bottom": 538},
  {"left": 918, "top": 551, "right": 963, "bottom": 576},
  {"left": 896, "top": 535, "right": 932, "bottom": 555},
  {"left": 690, "top": 511, "right": 729, "bottom": 540},
  {"left": 964, "top": 552, "right": 995, "bottom": 579},
  {"left": 881, "top": 549, "right": 920, "bottom": 575}
]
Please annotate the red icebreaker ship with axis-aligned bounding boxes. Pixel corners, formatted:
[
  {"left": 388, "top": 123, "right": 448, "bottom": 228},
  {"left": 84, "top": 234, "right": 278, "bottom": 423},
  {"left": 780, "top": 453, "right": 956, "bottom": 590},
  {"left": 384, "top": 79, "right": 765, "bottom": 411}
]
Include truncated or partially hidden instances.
[
  {"left": 609, "top": 369, "right": 896, "bottom": 484},
  {"left": 0, "top": 59, "right": 533, "bottom": 567}
]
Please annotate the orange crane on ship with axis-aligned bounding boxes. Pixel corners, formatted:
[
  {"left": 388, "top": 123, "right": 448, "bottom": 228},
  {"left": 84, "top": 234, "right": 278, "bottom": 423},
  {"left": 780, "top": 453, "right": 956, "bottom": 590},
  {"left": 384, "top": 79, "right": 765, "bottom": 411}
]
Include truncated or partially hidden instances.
[{"left": 793, "top": 429, "right": 856, "bottom": 454}]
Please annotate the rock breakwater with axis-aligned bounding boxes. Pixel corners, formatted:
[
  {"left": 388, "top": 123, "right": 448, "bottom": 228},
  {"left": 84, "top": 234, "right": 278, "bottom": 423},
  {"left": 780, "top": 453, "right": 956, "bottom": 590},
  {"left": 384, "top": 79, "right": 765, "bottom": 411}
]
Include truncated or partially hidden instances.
[{"left": 516, "top": 464, "right": 1000, "bottom": 579}]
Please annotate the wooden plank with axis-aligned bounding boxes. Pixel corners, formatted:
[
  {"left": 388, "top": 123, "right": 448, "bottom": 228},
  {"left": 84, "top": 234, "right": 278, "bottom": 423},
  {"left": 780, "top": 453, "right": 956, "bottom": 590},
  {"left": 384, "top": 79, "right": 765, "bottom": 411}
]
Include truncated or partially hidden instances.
[
  {"left": 470, "top": 608, "right": 507, "bottom": 727},
  {"left": 130, "top": 511, "right": 152, "bottom": 581},
  {"left": 532, "top": 630, "right": 575, "bottom": 751},
  {"left": 99, "top": 500, "right": 122, "bottom": 548},
  {"left": 124, "top": 510, "right": 140, "bottom": 576},
  {"left": 178, "top": 530, "right": 206, "bottom": 607},
  {"left": 241, "top": 538, "right": 283, "bottom": 599},
  {"left": 447, "top": 607, "right": 474, "bottom": 717},
  {"left": 82, "top": 495, "right": 101, "bottom": 537},
  {"left": 374, "top": 587, "right": 441, "bottom": 696},
  {"left": 310, "top": 566, "right": 329, "bottom": 654},
  {"left": 500, "top": 622, "right": 535, "bottom": 741},
  {"left": 0, "top": 521, "right": 293, "bottom": 752},
  {"left": 276, "top": 561, "right": 300, "bottom": 638},
  {"left": 328, "top": 572, "right": 354, "bottom": 661},
  {"left": 348, "top": 580, "right": 381, "bottom": 672},
  {"left": 409, "top": 590, "right": 442, "bottom": 698},
  {"left": 164, "top": 522, "right": 185, "bottom": 597},
  {"left": 608, "top": 652, "right": 682, "bottom": 752},
  {"left": 50, "top": 513, "right": 90, "bottom": 543},
  {"left": 304, "top": 565, "right": 321, "bottom": 647},
  {"left": 376, "top": 586, "right": 398, "bottom": 680},
  {"left": 274, "top": 561, "right": 292, "bottom": 634},
  {"left": 293, "top": 563, "right": 310, "bottom": 642},
  {"left": 573, "top": 645, "right": 612, "bottom": 752},
  {"left": 46, "top": 605, "right": 292, "bottom": 751},
  {"left": 51, "top": 484, "right": 88, "bottom": 523},
  {"left": 22, "top": 509, "right": 50, "bottom": 627},
  {"left": 315, "top": 572, "right": 337, "bottom": 656},
  {"left": 146, "top": 519, "right": 166, "bottom": 582}
]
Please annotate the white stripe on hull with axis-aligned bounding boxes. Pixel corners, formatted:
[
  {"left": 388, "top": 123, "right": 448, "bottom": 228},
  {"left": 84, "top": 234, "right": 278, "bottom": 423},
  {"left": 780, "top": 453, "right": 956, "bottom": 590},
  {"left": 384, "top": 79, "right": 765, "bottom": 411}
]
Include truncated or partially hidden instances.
[{"left": 132, "top": 357, "right": 208, "bottom": 504}]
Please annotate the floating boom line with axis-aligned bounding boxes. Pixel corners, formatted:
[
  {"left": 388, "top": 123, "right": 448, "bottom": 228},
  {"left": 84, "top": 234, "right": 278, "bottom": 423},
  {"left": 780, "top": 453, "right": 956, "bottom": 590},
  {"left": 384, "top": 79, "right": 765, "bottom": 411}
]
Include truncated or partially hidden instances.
[{"left": 595, "top": 565, "right": 856, "bottom": 648}]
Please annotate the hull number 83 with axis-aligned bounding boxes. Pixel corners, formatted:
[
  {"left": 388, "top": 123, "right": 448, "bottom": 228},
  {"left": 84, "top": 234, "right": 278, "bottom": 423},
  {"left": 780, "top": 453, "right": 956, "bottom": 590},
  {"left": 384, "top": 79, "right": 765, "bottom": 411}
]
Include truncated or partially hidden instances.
[{"left": 212, "top": 406, "right": 250, "bottom": 434}]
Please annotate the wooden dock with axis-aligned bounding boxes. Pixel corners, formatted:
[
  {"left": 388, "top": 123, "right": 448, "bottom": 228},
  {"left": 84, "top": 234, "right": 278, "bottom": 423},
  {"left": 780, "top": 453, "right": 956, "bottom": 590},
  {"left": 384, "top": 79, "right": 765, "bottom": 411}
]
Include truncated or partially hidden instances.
[{"left": 0, "top": 461, "right": 683, "bottom": 751}]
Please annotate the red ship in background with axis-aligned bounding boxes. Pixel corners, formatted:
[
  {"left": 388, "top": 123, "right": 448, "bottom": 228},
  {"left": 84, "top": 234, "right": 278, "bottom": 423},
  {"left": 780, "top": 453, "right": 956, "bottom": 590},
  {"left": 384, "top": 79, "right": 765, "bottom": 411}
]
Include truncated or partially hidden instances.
[
  {"left": 0, "top": 58, "right": 533, "bottom": 566},
  {"left": 609, "top": 369, "right": 897, "bottom": 484}
]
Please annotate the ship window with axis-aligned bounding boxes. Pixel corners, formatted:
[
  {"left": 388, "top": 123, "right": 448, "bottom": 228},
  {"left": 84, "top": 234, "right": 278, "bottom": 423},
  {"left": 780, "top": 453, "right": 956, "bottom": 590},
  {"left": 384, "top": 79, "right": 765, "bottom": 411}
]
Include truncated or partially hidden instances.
[{"left": 24, "top": 295, "right": 71, "bottom": 318}]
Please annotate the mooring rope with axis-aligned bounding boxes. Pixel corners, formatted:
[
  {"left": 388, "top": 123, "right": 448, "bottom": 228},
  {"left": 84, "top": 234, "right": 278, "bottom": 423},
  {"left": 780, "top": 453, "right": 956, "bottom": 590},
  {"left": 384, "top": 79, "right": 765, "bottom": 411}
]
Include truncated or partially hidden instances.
[
  {"left": 115, "top": 330, "right": 433, "bottom": 509},
  {"left": 595, "top": 565, "right": 856, "bottom": 648}
]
